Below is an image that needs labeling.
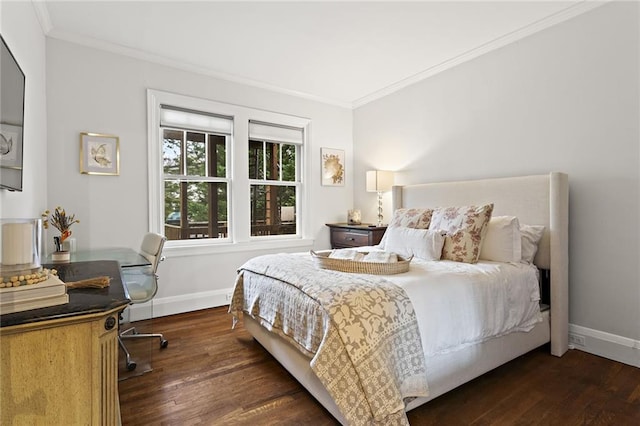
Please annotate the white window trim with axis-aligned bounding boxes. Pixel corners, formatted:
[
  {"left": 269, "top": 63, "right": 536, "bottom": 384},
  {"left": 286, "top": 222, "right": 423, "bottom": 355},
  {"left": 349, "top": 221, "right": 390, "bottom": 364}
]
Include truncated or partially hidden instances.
[{"left": 147, "top": 89, "right": 313, "bottom": 255}]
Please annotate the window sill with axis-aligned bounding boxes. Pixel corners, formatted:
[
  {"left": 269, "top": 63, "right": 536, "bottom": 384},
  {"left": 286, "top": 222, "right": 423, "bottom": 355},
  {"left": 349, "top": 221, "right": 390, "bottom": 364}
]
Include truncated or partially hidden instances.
[{"left": 163, "top": 238, "right": 315, "bottom": 258}]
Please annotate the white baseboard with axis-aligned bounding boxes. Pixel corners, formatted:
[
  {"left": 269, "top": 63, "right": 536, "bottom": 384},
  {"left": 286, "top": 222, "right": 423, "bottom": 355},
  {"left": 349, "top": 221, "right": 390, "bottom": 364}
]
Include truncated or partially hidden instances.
[
  {"left": 569, "top": 323, "right": 640, "bottom": 368},
  {"left": 128, "top": 288, "right": 233, "bottom": 322}
]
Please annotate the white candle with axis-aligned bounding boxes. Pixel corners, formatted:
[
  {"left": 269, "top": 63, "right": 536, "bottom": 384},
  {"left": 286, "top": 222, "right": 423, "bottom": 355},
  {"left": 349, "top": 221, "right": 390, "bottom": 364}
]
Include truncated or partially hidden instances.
[{"left": 2, "top": 223, "right": 34, "bottom": 265}]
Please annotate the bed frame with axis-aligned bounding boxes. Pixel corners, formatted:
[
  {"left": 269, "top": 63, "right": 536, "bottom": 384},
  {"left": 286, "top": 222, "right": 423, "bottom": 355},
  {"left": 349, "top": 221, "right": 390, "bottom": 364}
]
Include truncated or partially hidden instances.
[{"left": 243, "top": 172, "right": 569, "bottom": 424}]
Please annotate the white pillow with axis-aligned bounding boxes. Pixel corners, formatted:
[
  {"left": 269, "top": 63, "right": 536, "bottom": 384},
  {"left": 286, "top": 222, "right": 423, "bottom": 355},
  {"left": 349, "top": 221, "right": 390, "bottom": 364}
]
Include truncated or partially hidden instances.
[
  {"left": 384, "top": 226, "right": 445, "bottom": 261},
  {"left": 520, "top": 225, "right": 545, "bottom": 263},
  {"left": 479, "top": 216, "right": 522, "bottom": 262}
]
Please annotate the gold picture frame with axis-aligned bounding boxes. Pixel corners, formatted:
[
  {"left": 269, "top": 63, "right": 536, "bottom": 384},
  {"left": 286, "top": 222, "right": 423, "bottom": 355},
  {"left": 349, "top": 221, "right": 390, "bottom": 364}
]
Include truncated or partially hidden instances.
[{"left": 80, "top": 132, "right": 120, "bottom": 175}]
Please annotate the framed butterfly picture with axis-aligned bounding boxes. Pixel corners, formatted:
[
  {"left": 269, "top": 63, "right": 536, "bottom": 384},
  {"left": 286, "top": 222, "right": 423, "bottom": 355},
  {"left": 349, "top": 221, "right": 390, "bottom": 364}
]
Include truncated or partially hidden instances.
[{"left": 80, "top": 132, "right": 120, "bottom": 175}]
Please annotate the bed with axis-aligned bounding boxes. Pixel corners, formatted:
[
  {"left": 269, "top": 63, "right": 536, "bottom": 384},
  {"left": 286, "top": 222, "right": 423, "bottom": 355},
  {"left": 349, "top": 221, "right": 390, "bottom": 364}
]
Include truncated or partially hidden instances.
[{"left": 230, "top": 172, "right": 569, "bottom": 425}]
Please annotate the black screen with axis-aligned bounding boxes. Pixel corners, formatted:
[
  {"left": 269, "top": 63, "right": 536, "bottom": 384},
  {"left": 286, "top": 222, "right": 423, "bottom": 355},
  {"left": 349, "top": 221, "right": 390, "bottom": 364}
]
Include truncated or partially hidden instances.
[{"left": 0, "top": 34, "right": 26, "bottom": 192}]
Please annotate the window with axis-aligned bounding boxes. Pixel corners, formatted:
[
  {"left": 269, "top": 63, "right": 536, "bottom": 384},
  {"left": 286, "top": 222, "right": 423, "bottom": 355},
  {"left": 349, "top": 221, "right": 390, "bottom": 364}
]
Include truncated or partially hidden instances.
[
  {"left": 148, "top": 89, "right": 311, "bottom": 252},
  {"left": 248, "top": 121, "right": 302, "bottom": 237},
  {"left": 160, "top": 107, "right": 231, "bottom": 241}
]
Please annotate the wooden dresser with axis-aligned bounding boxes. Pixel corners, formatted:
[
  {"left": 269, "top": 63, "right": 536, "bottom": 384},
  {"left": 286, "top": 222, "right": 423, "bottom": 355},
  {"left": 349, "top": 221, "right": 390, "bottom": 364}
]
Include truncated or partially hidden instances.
[
  {"left": 326, "top": 223, "right": 387, "bottom": 249},
  {"left": 0, "top": 261, "right": 129, "bottom": 425}
]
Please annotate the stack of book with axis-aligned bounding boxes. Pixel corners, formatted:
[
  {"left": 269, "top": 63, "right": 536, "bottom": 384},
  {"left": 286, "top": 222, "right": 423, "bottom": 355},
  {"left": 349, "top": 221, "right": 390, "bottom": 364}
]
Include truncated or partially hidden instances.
[{"left": 0, "top": 269, "right": 69, "bottom": 314}]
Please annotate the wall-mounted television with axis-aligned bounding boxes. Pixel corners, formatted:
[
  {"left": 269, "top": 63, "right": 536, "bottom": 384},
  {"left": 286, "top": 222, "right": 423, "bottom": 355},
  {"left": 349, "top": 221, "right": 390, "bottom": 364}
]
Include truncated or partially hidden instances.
[{"left": 0, "top": 34, "right": 26, "bottom": 192}]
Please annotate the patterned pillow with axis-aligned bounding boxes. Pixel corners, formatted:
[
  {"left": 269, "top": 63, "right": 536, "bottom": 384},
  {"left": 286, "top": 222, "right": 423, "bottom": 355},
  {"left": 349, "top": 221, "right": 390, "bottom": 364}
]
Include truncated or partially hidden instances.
[
  {"left": 428, "top": 204, "right": 494, "bottom": 263},
  {"left": 379, "top": 208, "right": 433, "bottom": 249},
  {"left": 388, "top": 208, "right": 433, "bottom": 229}
]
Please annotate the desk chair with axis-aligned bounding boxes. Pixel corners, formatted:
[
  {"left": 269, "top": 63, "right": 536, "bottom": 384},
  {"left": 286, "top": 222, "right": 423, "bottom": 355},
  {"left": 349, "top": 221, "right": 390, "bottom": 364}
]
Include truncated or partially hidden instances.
[{"left": 119, "top": 232, "right": 168, "bottom": 371}]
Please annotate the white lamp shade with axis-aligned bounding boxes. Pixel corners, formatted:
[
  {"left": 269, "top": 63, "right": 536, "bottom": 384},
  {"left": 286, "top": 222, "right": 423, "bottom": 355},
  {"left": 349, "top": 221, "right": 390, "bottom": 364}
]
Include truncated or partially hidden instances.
[{"left": 366, "top": 170, "right": 394, "bottom": 192}]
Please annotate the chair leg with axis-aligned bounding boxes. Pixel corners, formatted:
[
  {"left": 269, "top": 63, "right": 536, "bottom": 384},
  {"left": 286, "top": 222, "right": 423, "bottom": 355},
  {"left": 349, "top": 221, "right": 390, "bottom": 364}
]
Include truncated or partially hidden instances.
[
  {"left": 118, "top": 320, "right": 168, "bottom": 372},
  {"left": 120, "top": 330, "right": 169, "bottom": 349},
  {"left": 118, "top": 336, "right": 137, "bottom": 371}
]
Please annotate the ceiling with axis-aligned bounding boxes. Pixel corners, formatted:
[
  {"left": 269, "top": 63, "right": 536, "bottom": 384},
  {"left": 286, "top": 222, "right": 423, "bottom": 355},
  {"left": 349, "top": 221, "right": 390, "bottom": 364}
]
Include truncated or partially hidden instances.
[{"left": 36, "top": 1, "right": 601, "bottom": 108}]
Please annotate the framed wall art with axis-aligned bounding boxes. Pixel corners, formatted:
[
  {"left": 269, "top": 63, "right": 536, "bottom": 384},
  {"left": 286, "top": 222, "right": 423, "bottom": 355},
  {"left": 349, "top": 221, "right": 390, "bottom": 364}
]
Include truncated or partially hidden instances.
[
  {"left": 80, "top": 132, "right": 120, "bottom": 175},
  {"left": 0, "top": 123, "right": 23, "bottom": 169},
  {"left": 321, "top": 147, "right": 344, "bottom": 186},
  {"left": 1, "top": 124, "right": 24, "bottom": 192}
]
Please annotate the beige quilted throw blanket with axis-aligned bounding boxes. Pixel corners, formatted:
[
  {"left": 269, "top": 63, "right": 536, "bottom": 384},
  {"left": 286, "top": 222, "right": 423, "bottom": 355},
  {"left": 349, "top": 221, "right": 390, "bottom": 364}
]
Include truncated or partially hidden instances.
[{"left": 229, "top": 253, "right": 429, "bottom": 426}]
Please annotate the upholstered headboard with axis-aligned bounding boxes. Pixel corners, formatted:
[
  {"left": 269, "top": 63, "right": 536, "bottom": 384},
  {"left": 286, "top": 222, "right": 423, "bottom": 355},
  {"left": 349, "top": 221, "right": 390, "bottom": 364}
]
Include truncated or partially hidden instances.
[{"left": 391, "top": 172, "right": 569, "bottom": 356}]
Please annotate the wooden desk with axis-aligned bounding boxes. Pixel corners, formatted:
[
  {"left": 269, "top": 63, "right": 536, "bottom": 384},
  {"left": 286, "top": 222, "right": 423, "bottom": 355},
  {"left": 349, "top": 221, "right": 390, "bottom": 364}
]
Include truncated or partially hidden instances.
[{"left": 0, "top": 261, "right": 129, "bottom": 425}]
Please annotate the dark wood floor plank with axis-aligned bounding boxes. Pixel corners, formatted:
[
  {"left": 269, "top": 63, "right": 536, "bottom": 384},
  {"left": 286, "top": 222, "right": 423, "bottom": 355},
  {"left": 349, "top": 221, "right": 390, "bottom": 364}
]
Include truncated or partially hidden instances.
[{"left": 119, "top": 307, "right": 640, "bottom": 425}]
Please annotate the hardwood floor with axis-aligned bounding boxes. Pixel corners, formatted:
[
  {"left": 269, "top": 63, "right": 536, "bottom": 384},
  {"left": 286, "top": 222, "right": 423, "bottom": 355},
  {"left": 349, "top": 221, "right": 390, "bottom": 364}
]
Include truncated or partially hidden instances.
[{"left": 119, "top": 307, "right": 640, "bottom": 425}]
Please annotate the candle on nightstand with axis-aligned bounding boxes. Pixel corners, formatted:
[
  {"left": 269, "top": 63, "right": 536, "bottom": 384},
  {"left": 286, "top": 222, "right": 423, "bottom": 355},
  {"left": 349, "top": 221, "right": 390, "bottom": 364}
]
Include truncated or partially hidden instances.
[
  {"left": 347, "top": 209, "right": 362, "bottom": 225},
  {"left": 1, "top": 222, "right": 34, "bottom": 266}
]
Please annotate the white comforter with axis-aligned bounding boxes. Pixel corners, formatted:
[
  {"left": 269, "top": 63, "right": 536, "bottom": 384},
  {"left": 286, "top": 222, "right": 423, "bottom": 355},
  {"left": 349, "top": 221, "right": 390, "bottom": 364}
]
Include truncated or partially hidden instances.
[{"left": 364, "top": 249, "right": 543, "bottom": 357}]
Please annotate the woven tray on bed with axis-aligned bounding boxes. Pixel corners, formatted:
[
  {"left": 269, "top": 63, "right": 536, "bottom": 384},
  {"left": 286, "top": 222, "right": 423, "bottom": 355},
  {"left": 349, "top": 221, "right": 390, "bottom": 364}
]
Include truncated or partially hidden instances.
[{"left": 310, "top": 251, "right": 412, "bottom": 275}]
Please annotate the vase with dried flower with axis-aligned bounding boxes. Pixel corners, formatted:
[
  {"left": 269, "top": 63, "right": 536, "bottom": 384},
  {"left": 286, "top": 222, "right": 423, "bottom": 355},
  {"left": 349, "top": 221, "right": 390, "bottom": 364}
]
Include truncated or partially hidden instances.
[{"left": 42, "top": 207, "right": 79, "bottom": 262}]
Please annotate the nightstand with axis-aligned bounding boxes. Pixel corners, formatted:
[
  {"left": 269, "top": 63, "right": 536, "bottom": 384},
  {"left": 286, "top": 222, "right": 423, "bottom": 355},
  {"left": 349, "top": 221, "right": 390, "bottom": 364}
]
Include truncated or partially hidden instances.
[{"left": 326, "top": 223, "right": 387, "bottom": 249}]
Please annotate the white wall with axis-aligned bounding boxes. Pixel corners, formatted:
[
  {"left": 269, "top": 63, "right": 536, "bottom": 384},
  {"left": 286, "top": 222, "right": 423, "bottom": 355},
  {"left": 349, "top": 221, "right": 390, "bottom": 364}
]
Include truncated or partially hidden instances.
[
  {"left": 46, "top": 38, "right": 353, "bottom": 315},
  {"left": 0, "top": 2, "right": 48, "bottom": 220},
  {"left": 354, "top": 2, "right": 640, "bottom": 366},
  {"left": 11, "top": 0, "right": 638, "bottom": 367}
]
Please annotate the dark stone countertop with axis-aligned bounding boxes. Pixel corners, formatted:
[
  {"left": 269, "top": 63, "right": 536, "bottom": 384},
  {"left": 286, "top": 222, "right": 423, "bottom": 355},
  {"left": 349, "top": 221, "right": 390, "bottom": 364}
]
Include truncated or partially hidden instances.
[{"left": 0, "top": 260, "right": 130, "bottom": 328}]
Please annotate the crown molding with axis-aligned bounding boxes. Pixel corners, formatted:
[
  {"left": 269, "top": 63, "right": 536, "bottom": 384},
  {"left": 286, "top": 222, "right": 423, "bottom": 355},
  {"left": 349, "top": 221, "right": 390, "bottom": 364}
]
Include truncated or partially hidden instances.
[
  {"left": 36, "top": 0, "right": 609, "bottom": 110},
  {"left": 31, "top": 0, "right": 53, "bottom": 35},
  {"left": 44, "top": 27, "right": 353, "bottom": 110},
  {"left": 351, "top": 0, "right": 610, "bottom": 109}
]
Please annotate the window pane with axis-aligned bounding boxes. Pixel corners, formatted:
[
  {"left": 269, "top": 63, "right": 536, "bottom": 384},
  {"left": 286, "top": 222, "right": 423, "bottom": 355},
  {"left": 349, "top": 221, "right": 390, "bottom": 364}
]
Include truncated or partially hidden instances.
[
  {"left": 250, "top": 184, "right": 296, "bottom": 236},
  {"left": 248, "top": 140, "right": 264, "bottom": 179},
  {"left": 281, "top": 144, "right": 296, "bottom": 182},
  {"left": 164, "top": 180, "right": 181, "bottom": 223},
  {"left": 210, "top": 134, "right": 226, "bottom": 178},
  {"left": 187, "top": 182, "right": 229, "bottom": 239},
  {"left": 164, "top": 179, "right": 184, "bottom": 241},
  {"left": 187, "top": 181, "right": 209, "bottom": 222},
  {"left": 265, "top": 142, "right": 278, "bottom": 180},
  {"left": 186, "top": 132, "right": 206, "bottom": 176},
  {"left": 163, "top": 129, "right": 182, "bottom": 175},
  {"left": 212, "top": 182, "right": 228, "bottom": 238},
  {"left": 164, "top": 181, "right": 229, "bottom": 240}
]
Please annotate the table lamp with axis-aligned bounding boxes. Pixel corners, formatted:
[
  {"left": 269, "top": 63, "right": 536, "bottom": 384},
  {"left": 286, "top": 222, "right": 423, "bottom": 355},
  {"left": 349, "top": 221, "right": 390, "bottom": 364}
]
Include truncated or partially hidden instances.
[{"left": 366, "top": 170, "right": 394, "bottom": 226}]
